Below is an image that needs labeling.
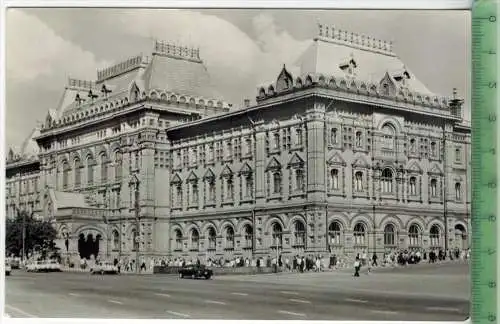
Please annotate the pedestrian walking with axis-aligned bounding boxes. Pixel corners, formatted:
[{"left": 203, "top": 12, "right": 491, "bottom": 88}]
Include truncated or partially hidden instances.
[{"left": 354, "top": 257, "right": 361, "bottom": 277}]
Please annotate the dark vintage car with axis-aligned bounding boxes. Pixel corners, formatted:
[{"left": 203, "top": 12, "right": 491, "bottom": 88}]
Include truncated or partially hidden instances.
[{"left": 178, "top": 265, "right": 213, "bottom": 279}]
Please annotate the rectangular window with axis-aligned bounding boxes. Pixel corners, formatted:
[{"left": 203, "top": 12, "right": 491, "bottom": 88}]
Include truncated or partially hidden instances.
[{"left": 295, "top": 128, "right": 303, "bottom": 146}]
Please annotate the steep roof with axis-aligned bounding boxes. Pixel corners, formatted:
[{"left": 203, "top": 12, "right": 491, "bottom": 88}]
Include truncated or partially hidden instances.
[
  {"left": 20, "top": 126, "right": 41, "bottom": 159},
  {"left": 56, "top": 40, "right": 225, "bottom": 117},
  {"left": 295, "top": 29, "right": 432, "bottom": 95}
]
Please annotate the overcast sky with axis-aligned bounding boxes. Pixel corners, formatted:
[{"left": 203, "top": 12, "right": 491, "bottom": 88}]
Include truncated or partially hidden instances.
[{"left": 5, "top": 8, "right": 470, "bottom": 150}]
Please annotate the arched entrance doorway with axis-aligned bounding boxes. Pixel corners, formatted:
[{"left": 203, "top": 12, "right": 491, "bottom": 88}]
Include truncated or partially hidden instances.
[
  {"left": 454, "top": 224, "right": 468, "bottom": 250},
  {"left": 77, "top": 232, "right": 103, "bottom": 260}
]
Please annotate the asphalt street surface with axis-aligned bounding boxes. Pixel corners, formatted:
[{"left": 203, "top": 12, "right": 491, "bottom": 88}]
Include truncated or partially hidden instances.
[{"left": 5, "top": 262, "right": 469, "bottom": 321}]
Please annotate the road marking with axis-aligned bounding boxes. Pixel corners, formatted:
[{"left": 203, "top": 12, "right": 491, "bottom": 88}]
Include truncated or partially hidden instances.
[
  {"left": 289, "top": 298, "right": 311, "bottom": 304},
  {"left": 280, "top": 291, "right": 299, "bottom": 295},
  {"left": 166, "top": 310, "right": 190, "bottom": 318},
  {"left": 69, "top": 293, "right": 80, "bottom": 297},
  {"left": 204, "top": 300, "right": 226, "bottom": 305},
  {"left": 5, "top": 305, "right": 37, "bottom": 318},
  {"left": 370, "top": 310, "right": 399, "bottom": 315},
  {"left": 107, "top": 300, "right": 123, "bottom": 305},
  {"left": 426, "top": 306, "right": 461, "bottom": 313},
  {"left": 345, "top": 298, "right": 368, "bottom": 303},
  {"left": 278, "top": 310, "right": 306, "bottom": 317},
  {"left": 231, "top": 292, "right": 248, "bottom": 296},
  {"left": 154, "top": 293, "right": 171, "bottom": 298}
]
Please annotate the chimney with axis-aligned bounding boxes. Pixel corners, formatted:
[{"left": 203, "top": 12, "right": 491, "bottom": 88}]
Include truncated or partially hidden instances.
[{"left": 244, "top": 99, "right": 250, "bottom": 107}]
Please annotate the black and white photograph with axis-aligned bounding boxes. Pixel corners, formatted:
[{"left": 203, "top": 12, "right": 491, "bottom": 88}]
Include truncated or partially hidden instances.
[{"left": 3, "top": 5, "right": 471, "bottom": 321}]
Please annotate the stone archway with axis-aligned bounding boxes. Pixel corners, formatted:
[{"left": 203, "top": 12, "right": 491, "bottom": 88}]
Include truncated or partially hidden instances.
[
  {"left": 77, "top": 229, "right": 105, "bottom": 260},
  {"left": 454, "top": 224, "right": 468, "bottom": 250}
]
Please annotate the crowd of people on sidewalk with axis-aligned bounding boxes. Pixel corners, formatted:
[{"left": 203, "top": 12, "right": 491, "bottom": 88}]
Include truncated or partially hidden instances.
[{"left": 37, "top": 246, "right": 469, "bottom": 275}]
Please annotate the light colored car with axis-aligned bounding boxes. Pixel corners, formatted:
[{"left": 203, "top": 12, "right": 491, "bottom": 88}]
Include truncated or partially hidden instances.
[
  {"left": 91, "top": 262, "right": 119, "bottom": 275},
  {"left": 26, "top": 260, "right": 61, "bottom": 272},
  {"left": 46, "top": 260, "right": 62, "bottom": 272},
  {"left": 26, "top": 261, "right": 40, "bottom": 272},
  {"left": 5, "top": 262, "right": 12, "bottom": 276}
]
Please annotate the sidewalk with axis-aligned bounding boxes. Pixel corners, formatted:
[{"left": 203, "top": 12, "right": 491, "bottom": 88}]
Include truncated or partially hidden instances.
[{"left": 61, "top": 267, "right": 154, "bottom": 275}]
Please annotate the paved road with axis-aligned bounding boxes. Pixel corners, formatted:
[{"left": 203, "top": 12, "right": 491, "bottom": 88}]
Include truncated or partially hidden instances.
[{"left": 5, "top": 263, "right": 469, "bottom": 321}]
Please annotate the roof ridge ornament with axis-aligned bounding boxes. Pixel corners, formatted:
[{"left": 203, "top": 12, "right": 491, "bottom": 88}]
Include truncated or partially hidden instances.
[
  {"left": 316, "top": 24, "right": 395, "bottom": 56},
  {"left": 153, "top": 39, "right": 202, "bottom": 63}
]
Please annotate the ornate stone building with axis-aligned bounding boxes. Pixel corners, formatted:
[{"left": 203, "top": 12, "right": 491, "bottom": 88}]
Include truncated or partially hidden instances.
[{"left": 5, "top": 26, "right": 471, "bottom": 265}]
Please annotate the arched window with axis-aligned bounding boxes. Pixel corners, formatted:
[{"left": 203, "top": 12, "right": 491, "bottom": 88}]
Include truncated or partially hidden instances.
[
  {"left": 353, "top": 223, "right": 366, "bottom": 246},
  {"left": 455, "top": 182, "right": 462, "bottom": 200},
  {"left": 114, "top": 151, "right": 122, "bottom": 180},
  {"left": 355, "top": 131, "right": 362, "bottom": 147},
  {"left": 112, "top": 230, "right": 120, "bottom": 250},
  {"left": 100, "top": 154, "right": 108, "bottom": 183},
  {"left": 243, "top": 225, "right": 253, "bottom": 248},
  {"left": 381, "top": 168, "right": 393, "bottom": 193},
  {"left": 293, "top": 220, "right": 306, "bottom": 246},
  {"left": 330, "top": 169, "right": 339, "bottom": 190},
  {"left": 208, "top": 227, "right": 216, "bottom": 249},
  {"left": 191, "top": 228, "right": 199, "bottom": 250},
  {"left": 384, "top": 224, "right": 396, "bottom": 246},
  {"left": 174, "top": 229, "right": 182, "bottom": 250},
  {"left": 328, "top": 221, "right": 342, "bottom": 245},
  {"left": 429, "top": 225, "right": 441, "bottom": 247},
  {"left": 355, "top": 171, "right": 363, "bottom": 192},
  {"left": 225, "top": 226, "right": 235, "bottom": 249},
  {"left": 331, "top": 128, "right": 338, "bottom": 144},
  {"left": 132, "top": 229, "right": 139, "bottom": 251},
  {"left": 272, "top": 222, "right": 283, "bottom": 247},
  {"left": 409, "top": 138, "right": 416, "bottom": 152},
  {"left": 226, "top": 177, "right": 234, "bottom": 200},
  {"left": 74, "top": 159, "right": 82, "bottom": 187},
  {"left": 381, "top": 123, "right": 396, "bottom": 150},
  {"left": 175, "top": 184, "right": 182, "bottom": 206},
  {"left": 273, "top": 172, "right": 282, "bottom": 194},
  {"left": 191, "top": 181, "right": 199, "bottom": 203},
  {"left": 408, "top": 224, "right": 421, "bottom": 246},
  {"left": 409, "top": 177, "right": 417, "bottom": 196},
  {"left": 62, "top": 161, "right": 70, "bottom": 189},
  {"left": 430, "top": 142, "right": 437, "bottom": 157},
  {"left": 430, "top": 179, "right": 437, "bottom": 197},
  {"left": 273, "top": 133, "right": 280, "bottom": 150},
  {"left": 244, "top": 174, "right": 253, "bottom": 198},
  {"left": 295, "top": 169, "right": 305, "bottom": 192},
  {"left": 208, "top": 178, "right": 216, "bottom": 201}
]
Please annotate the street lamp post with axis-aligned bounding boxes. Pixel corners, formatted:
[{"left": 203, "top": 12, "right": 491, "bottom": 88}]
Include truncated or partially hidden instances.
[{"left": 129, "top": 174, "right": 141, "bottom": 273}]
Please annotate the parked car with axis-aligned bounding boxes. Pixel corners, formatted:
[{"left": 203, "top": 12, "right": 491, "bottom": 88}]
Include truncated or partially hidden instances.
[
  {"left": 5, "top": 262, "right": 12, "bottom": 276},
  {"left": 179, "top": 265, "right": 213, "bottom": 279},
  {"left": 46, "top": 260, "right": 62, "bottom": 272},
  {"left": 26, "top": 261, "right": 40, "bottom": 272},
  {"left": 10, "top": 259, "right": 20, "bottom": 269},
  {"left": 26, "top": 260, "right": 61, "bottom": 272},
  {"left": 91, "top": 262, "right": 119, "bottom": 275}
]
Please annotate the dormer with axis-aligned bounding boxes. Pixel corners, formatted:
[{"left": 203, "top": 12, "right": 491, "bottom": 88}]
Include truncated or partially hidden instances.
[
  {"left": 392, "top": 67, "right": 411, "bottom": 88},
  {"left": 276, "top": 64, "right": 294, "bottom": 92},
  {"left": 339, "top": 53, "right": 357, "bottom": 79},
  {"left": 379, "top": 72, "right": 397, "bottom": 97}
]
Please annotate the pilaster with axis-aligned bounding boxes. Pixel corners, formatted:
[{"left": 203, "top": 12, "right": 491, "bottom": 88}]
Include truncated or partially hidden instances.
[
  {"left": 306, "top": 101, "right": 326, "bottom": 202},
  {"left": 254, "top": 123, "right": 266, "bottom": 203}
]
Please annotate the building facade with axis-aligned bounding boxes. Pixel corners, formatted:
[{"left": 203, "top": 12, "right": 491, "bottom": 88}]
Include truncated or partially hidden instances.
[{"left": 5, "top": 27, "right": 471, "bottom": 265}]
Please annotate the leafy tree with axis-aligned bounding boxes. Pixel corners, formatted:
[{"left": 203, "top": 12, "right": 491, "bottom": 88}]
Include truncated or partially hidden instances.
[{"left": 5, "top": 210, "right": 58, "bottom": 259}]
